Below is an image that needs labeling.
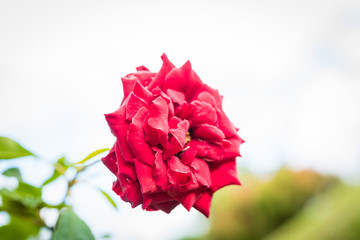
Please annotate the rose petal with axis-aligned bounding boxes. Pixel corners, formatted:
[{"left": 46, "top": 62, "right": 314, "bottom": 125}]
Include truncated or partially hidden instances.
[
  {"left": 179, "top": 147, "right": 197, "bottom": 165},
  {"left": 134, "top": 158, "right": 157, "bottom": 194},
  {"left": 196, "top": 84, "right": 223, "bottom": 110},
  {"left": 152, "top": 87, "right": 175, "bottom": 117},
  {"left": 163, "top": 117, "right": 190, "bottom": 159},
  {"left": 104, "top": 102, "right": 134, "bottom": 162},
  {"left": 153, "top": 150, "right": 168, "bottom": 191},
  {"left": 142, "top": 192, "right": 174, "bottom": 210},
  {"left": 177, "top": 100, "right": 217, "bottom": 126},
  {"left": 144, "top": 96, "right": 169, "bottom": 146},
  {"left": 163, "top": 60, "right": 203, "bottom": 101},
  {"left": 128, "top": 71, "right": 156, "bottom": 87},
  {"left": 217, "top": 110, "right": 238, "bottom": 138},
  {"left": 166, "top": 89, "right": 186, "bottom": 105},
  {"left": 101, "top": 145, "right": 118, "bottom": 175},
  {"left": 112, "top": 180, "right": 122, "bottom": 195},
  {"left": 168, "top": 116, "right": 181, "bottom": 129},
  {"left": 181, "top": 191, "right": 203, "bottom": 211},
  {"left": 196, "top": 90, "right": 217, "bottom": 109},
  {"left": 186, "top": 139, "right": 224, "bottom": 162},
  {"left": 148, "top": 53, "right": 175, "bottom": 90},
  {"left": 190, "top": 158, "right": 211, "bottom": 187},
  {"left": 133, "top": 81, "right": 153, "bottom": 104},
  {"left": 193, "top": 190, "right": 212, "bottom": 218},
  {"left": 127, "top": 107, "right": 155, "bottom": 166},
  {"left": 136, "top": 66, "right": 149, "bottom": 71},
  {"left": 125, "top": 93, "right": 148, "bottom": 121},
  {"left": 114, "top": 141, "right": 137, "bottom": 181},
  {"left": 167, "top": 156, "right": 199, "bottom": 192},
  {"left": 116, "top": 176, "right": 143, "bottom": 208},
  {"left": 154, "top": 201, "right": 180, "bottom": 213},
  {"left": 169, "top": 119, "right": 189, "bottom": 145},
  {"left": 192, "top": 124, "right": 225, "bottom": 142},
  {"left": 223, "top": 135, "right": 245, "bottom": 159},
  {"left": 121, "top": 75, "right": 138, "bottom": 101},
  {"left": 209, "top": 158, "right": 241, "bottom": 192}
]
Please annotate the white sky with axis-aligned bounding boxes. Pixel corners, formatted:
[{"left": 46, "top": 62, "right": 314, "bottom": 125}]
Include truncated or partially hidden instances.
[{"left": 1, "top": 0, "right": 360, "bottom": 239}]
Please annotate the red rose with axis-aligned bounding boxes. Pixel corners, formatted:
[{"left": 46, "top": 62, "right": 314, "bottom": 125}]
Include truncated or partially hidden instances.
[{"left": 102, "top": 54, "right": 244, "bottom": 217}]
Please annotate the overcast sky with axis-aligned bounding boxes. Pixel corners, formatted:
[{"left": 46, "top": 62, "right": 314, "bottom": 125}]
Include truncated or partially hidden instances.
[{"left": 1, "top": 0, "right": 360, "bottom": 239}]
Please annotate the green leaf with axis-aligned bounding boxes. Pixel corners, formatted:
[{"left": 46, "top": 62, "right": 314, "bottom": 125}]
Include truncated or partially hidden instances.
[
  {"left": 52, "top": 208, "right": 95, "bottom": 240},
  {"left": 2, "top": 168, "right": 22, "bottom": 181},
  {"left": 100, "top": 190, "right": 117, "bottom": 209},
  {"left": 75, "top": 148, "right": 109, "bottom": 165},
  {"left": 42, "top": 169, "right": 61, "bottom": 186},
  {"left": 0, "top": 214, "right": 42, "bottom": 240},
  {"left": 0, "top": 137, "right": 35, "bottom": 160},
  {"left": 0, "top": 182, "right": 43, "bottom": 209},
  {"left": 42, "top": 157, "right": 72, "bottom": 186}
]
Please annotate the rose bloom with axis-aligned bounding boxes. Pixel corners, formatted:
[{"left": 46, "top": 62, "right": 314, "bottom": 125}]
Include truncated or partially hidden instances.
[{"left": 102, "top": 54, "right": 244, "bottom": 217}]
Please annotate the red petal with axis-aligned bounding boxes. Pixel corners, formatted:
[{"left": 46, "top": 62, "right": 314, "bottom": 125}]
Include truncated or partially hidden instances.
[
  {"left": 133, "top": 81, "right": 153, "bottom": 104},
  {"left": 104, "top": 103, "right": 134, "bottom": 162},
  {"left": 125, "top": 93, "right": 148, "bottom": 121},
  {"left": 196, "top": 84, "right": 223, "bottom": 110},
  {"left": 190, "top": 158, "right": 211, "bottom": 187},
  {"left": 223, "top": 135, "right": 244, "bottom": 159},
  {"left": 163, "top": 60, "right": 203, "bottom": 101},
  {"left": 136, "top": 66, "right": 149, "bottom": 71},
  {"left": 134, "top": 158, "right": 157, "bottom": 194},
  {"left": 144, "top": 96, "right": 169, "bottom": 146},
  {"left": 101, "top": 145, "right": 118, "bottom": 175},
  {"left": 167, "top": 156, "right": 199, "bottom": 192},
  {"left": 121, "top": 75, "right": 138, "bottom": 101},
  {"left": 177, "top": 100, "right": 217, "bottom": 126},
  {"left": 127, "top": 107, "right": 155, "bottom": 166},
  {"left": 152, "top": 87, "right": 175, "bottom": 117},
  {"left": 153, "top": 201, "right": 179, "bottom": 214},
  {"left": 192, "top": 124, "right": 225, "bottom": 142},
  {"left": 196, "top": 90, "right": 217, "bottom": 109},
  {"left": 153, "top": 150, "right": 168, "bottom": 191},
  {"left": 217, "top": 110, "right": 238, "bottom": 138},
  {"left": 169, "top": 119, "right": 189, "bottom": 145},
  {"left": 116, "top": 176, "right": 143, "bottom": 208},
  {"left": 181, "top": 191, "right": 202, "bottom": 211},
  {"left": 179, "top": 147, "right": 197, "bottom": 165},
  {"left": 209, "top": 158, "right": 241, "bottom": 192},
  {"left": 186, "top": 139, "right": 224, "bottom": 162},
  {"left": 112, "top": 180, "right": 122, "bottom": 195},
  {"left": 114, "top": 141, "right": 137, "bottom": 181},
  {"left": 193, "top": 190, "right": 212, "bottom": 218},
  {"left": 163, "top": 117, "right": 190, "bottom": 159},
  {"left": 166, "top": 89, "right": 186, "bottom": 105},
  {"left": 142, "top": 192, "right": 174, "bottom": 210},
  {"left": 128, "top": 71, "right": 156, "bottom": 87},
  {"left": 148, "top": 54, "right": 175, "bottom": 90}
]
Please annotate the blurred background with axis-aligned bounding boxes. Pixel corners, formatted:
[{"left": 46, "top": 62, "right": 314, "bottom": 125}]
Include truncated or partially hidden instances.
[{"left": 1, "top": 0, "right": 360, "bottom": 239}]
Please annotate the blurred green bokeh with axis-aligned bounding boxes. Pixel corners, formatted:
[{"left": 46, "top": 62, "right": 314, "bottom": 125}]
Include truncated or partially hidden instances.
[{"left": 184, "top": 168, "right": 360, "bottom": 240}]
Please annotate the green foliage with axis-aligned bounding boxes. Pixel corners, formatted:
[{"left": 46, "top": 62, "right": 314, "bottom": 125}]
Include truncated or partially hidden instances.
[
  {"left": 0, "top": 137, "right": 111, "bottom": 240},
  {"left": 0, "top": 179, "right": 44, "bottom": 240},
  {"left": 52, "top": 208, "right": 95, "bottom": 240},
  {"left": 75, "top": 148, "right": 109, "bottom": 165},
  {"left": 42, "top": 157, "right": 70, "bottom": 186},
  {"left": 0, "top": 137, "right": 35, "bottom": 159},
  {"left": 99, "top": 190, "right": 117, "bottom": 209},
  {"left": 0, "top": 214, "right": 42, "bottom": 240},
  {"left": 185, "top": 168, "right": 340, "bottom": 240},
  {"left": 2, "top": 167, "right": 22, "bottom": 181},
  {"left": 265, "top": 184, "right": 360, "bottom": 240}
]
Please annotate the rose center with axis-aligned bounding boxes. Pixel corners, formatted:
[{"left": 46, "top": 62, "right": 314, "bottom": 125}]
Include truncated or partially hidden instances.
[{"left": 185, "top": 131, "right": 191, "bottom": 144}]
